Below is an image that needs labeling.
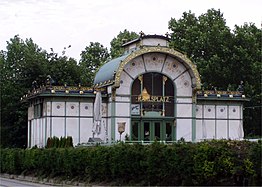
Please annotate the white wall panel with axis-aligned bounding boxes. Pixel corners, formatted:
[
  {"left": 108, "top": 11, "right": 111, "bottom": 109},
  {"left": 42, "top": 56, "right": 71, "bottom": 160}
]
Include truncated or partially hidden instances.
[
  {"left": 46, "top": 102, "right": 51, "bottom": 116},
  {"left": 46, "top": 117, "right": 51, "bottom": 138},
  {"left": 216, "top": 105, "right": 227, "bottom": 119},
  {"left": 162, "top": 56, "right": 186, "bottom": 80},
  {"left": 66, "top": 102, "right": 79, "bottom": 116},
  {"left": 80, "top": 103, "right": 93, "bottom": 117},
  {"left": 80, "top": 118, "right": 93, "bottom": 143},
  {"left": 115, "top": 96, "right": 131, "bottom": 102},
  {"left": 196, "top": 105, "right": 202, "bottom": 118},
  {"left": 229, "top": 106, "right": 240, "bottom": 119},
  {"left": 143, "top": 53, "right": 166, "bottom": 72},
  {"left": 66, "top": 118, "right": 78, "bottom": 145},
  {"left": 116, "top": 102, "right": 130, "bottom": 116},
  {"left": 176, "top": 103, "right": 192, "bottom": 117},
  {"left": 142, "top": 38, "right": 167, "bottom": 46},
  {"left": 52, "top": 102, "right": 65, "bottom": 116},
  {"left": 205, "top": 120, "right": 215, "bottom": 139},
  {"left": 176, "top": 98, "right": 192, "bottom": 104},
  {"left": 216, "top": 120, "right": 228, "bottom": 139},
  {"left": 174, "top": 71, "right": 192, "bottom": 97},
  {"left": 176, "top": 119, "right": 192, "bottom": 141},
  {"left": 124, "top": 56, "right": 145, "bottom": 78},
  {"left": 52, "top": 118, "right": 65, "bottom": 138},
  {"left": 196, "top": 120, "right": 203, "bottom": 140},
  {"left": 204, "top": 105, "right": 215, "bottom": 119},
  {"left": 229, "top": 120, "right": 241, "bottom": 139},
  {"left": 117, "top": 71, "right": 133, "bottom": 95}
]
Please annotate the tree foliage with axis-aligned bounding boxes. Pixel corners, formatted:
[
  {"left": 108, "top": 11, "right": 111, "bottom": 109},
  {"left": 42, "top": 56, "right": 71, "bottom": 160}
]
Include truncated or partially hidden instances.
[
  {"left": 168, "top": 9, "right": 261, "bottom": 135},
  {"left": 79, "top": 42, "right": 109, "bottom": 86},
  {"left": 110, "top": 29, "right": 139, "bottom": 58},
  {"left": 0, "top": 36, "right": 81, "bottom": 148}
]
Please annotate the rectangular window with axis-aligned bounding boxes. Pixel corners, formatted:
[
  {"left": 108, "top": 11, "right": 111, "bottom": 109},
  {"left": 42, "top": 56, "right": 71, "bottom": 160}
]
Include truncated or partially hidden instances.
[{"left": 34, "top": 103, "right": 43, "bottom": 118}]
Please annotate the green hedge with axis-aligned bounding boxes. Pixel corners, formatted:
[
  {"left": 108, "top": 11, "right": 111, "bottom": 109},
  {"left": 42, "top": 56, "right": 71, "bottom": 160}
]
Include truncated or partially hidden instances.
[{"left": 0, "top": 140, "right": 261, "bottom": 186}]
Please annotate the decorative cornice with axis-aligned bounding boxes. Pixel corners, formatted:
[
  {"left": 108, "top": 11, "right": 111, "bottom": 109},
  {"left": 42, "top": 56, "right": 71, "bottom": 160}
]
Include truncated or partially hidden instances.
[
  {"left": 113, "top": 46, "right": 201, "bottom": 90},
  {"left": 21, "top": 85, "right": 106, "bottom": 101}
]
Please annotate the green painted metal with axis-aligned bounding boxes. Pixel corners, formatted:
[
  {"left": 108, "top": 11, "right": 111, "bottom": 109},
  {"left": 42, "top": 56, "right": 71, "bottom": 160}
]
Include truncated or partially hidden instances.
[
  {"left": 111, "top": 99, "right": 116, "bottom": 142},
  {"left": 192, "top": 103, "right": 196, "bottom": 142}
]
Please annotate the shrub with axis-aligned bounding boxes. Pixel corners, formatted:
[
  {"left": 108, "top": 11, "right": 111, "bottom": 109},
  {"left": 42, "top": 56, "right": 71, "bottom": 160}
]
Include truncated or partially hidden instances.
[{"left": 0, "top": 140, "right": 261, "bottom": 185}]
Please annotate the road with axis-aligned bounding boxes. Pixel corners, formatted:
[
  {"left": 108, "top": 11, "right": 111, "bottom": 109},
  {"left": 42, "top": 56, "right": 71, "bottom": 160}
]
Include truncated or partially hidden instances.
[{"left": 0, "top": 177, "right": 54, "bottom": 187}]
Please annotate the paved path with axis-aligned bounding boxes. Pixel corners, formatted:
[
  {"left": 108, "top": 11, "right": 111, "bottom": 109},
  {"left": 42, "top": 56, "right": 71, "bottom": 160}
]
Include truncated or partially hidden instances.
[{"left": 0, "top": 177, "right": 54, "bottom": 187}]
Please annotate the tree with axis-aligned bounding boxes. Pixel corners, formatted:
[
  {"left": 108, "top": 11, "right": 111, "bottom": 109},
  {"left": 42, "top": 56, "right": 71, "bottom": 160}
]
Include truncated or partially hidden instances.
[
  {"left": 79, "top": 42, "right": 109, "bottom": 86},
  {"left": 231, "top": 23, "right": 262, "bottom": 136},
  {"left": 168, "top": 9, "right": 261, "bottom": 136},
  {"left": 110, "top": 29, "right": 139, "bottom": 59},
  {"left": 169, "top": 9, "right": 233, "bottom": 90},
  {"left": 0, "top": 35, "right": 82, "bottom": 148},
  {"left": 1, "top": 36, "right": 48, "bottom": 148},
  {"left": 46, "top": 54, "right": 81, "bottom": 86}
]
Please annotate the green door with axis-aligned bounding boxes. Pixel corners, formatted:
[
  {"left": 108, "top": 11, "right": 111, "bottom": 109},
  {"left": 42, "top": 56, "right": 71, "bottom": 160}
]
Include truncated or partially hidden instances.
[{"left": 131, "top": 120, "right": 175, "bottom": 142}]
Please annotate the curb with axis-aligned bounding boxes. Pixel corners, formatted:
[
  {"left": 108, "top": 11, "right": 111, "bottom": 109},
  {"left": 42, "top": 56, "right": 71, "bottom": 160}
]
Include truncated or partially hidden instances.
[{"left": 0, "top": 173, "right": 90, "bottom": 186}]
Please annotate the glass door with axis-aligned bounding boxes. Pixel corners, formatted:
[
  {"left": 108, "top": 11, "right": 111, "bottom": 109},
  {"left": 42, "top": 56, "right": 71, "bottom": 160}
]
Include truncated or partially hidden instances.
[{"left": 131, "top": 120, "right": 175, "bottom": 142}]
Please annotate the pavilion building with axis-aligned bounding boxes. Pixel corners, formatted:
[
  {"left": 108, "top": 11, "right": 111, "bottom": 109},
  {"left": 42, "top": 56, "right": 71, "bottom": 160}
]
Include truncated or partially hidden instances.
[{"left": 23, "top": 34, "right": 247, "bottom": 147}]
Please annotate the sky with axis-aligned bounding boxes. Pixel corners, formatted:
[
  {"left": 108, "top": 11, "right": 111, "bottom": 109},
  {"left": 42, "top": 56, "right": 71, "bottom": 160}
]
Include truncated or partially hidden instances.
[{"left": 0, "top": 0, "right": 261, "bottom": 61}]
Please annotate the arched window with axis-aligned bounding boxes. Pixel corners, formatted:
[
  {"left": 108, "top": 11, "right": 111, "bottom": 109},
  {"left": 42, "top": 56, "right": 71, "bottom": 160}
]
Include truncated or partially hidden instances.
[{"left": 131, "top": 72, "right": 174, "bottom": 117}]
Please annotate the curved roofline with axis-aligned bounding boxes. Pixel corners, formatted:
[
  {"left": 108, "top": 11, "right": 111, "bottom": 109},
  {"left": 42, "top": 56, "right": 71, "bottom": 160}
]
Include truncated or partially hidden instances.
[{"left": 113, "top": 46, "right": 201, "bottom": 90}]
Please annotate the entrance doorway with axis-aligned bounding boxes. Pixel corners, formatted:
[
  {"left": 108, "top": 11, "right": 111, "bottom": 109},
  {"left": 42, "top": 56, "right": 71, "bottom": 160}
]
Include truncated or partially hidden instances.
[{"left": 131, "top": 120, "right": 175, "bottom": 142}]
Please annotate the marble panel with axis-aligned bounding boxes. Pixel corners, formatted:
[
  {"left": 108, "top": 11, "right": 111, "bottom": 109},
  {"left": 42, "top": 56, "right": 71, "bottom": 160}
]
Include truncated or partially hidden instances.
[
  {"left": 116, "top": 102, "right": 130, "bottom": 116},
  {"left": 216, "top": 105, "right": 227, "bottom": 119},
  {"left": 117, "top": 71, "right": 133, "bottom": 95},
  {"left": 80, "top": 118, "right": 93, "bottom": 143},
  {"left": 143, "top": 53, "right": 166, "bottom": 72},
  {"left": 216, "top": 120, "right": 228, "bottom": 139},
  {"left": 174, "top": 71, "right": 192, "bottom": 97},
  {"left": 124, "top": 56, "right": 145, "bottom": 78},
  {"left": 176, "top": 119, "right": 192, "bottom": 141},
  {"left": 229, "top": 106, "right": 240, "bottom": 119},
  {"left": 176, "top": 103, "right": 192, "bottom": 117},
  {"left": 162, "top": 56, "right": 186, "bottom": 80},
  {"left": 80, "top": 102, "right": 93, "bottom": 117},
  {"left": 66, "top": 102, "right": 79, "bottom": 116},
  {"left": 196, "top": 105, "right": 202, "bottom": 118},
  {"left": 66, "top": 118, "right": 79, "bottom": 145},
  {"left": 229, "top": 120, "right": 242, "bottom": 139},
  {"left": 204, "top": 105, "right": 215, "bottom": 119},
  {"left": 52, "top": 102, "right": 65, "bottom": 116},
  {"left": 205, "top": 120, "right": 215, "bottom": 139},
  {"left": 52, "top": 118, "right": 65, "bottom": 137}
]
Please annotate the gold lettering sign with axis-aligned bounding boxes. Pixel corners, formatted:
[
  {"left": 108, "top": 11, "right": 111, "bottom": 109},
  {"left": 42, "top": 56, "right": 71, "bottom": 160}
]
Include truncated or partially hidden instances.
[{"left": 137, "top": 88, "right": 170, "bottom": 103}]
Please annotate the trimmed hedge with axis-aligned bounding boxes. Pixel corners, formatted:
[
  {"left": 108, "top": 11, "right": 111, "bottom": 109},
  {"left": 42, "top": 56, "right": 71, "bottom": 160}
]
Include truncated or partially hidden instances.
[{"left": 0, "top": 140, "right": 261, "bottom": 186}]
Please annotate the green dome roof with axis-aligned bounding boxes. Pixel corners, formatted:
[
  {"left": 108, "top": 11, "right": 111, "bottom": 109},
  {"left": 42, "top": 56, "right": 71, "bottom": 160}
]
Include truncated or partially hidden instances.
[{"left": 93, "top": 52, "right": 131, "bottom": 87}]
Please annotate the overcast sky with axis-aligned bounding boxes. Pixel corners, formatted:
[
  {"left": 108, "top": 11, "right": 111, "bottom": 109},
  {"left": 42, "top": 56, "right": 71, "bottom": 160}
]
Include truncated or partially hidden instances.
[{"left": 0, "top": 0, "right": 261, "bottom": 61}]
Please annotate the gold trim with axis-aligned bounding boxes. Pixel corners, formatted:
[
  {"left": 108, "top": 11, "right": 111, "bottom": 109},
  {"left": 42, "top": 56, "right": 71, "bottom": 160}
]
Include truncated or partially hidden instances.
[
  {"left": 163, "top": 76, "right": 167, "bottom": 85},
  {"left": 113, "top": 46, "right": 201, "bottom": 90},
  {"left": 138, "top": 75, "right": 143, "bottom": 83}
]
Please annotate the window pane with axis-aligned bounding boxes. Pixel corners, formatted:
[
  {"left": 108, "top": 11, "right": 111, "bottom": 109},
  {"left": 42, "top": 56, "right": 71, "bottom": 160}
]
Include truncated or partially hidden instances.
[
  {"left": 132, "top": 122, "right": 139, "bottom": 141},
  {"left": 166, "top": 122, "right": 172, "bottom": 141}
]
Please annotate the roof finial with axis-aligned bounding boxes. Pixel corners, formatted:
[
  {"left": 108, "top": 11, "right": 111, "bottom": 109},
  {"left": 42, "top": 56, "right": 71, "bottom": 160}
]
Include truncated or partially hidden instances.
[{"left": 139, "top": 31, "right": 145, "bottom": 38}]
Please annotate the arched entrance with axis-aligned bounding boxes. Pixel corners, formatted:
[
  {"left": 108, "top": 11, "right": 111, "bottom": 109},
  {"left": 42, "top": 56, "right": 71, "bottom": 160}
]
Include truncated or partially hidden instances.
[{"left": 130, "top": 72, "right": 176, "bottom": 142}]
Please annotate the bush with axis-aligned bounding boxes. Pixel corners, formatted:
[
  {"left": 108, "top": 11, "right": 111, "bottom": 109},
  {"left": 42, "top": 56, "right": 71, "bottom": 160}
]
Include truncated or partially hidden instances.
[
  {"left": 0, "top": 140, "right": 261, "bottom": 186},
  {"left": 45, "top": 136, "right": 73, "bottom": 148}
]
